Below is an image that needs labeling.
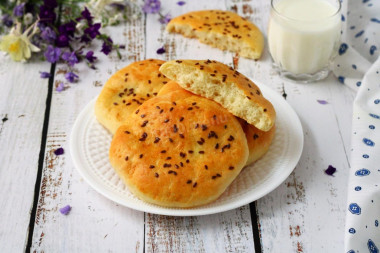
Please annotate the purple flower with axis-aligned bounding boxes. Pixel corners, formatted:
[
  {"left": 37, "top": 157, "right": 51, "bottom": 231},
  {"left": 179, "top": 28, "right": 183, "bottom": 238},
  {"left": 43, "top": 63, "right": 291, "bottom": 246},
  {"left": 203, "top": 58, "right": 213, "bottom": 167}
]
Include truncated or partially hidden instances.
[
  {"left": 156, "top": 47, "right": 166, "bottom": 54},
  {"left": 142, "top": 0, "right": 161, "bottom": 14},
  {"left": 2, "top": 14, "right": 13, "bottom": 27},
  {"left": 41, "top": 26, "right": 56, "bottom": 43},
  {"left": 44, "top": 45, "right": 61, "bottom": 63},
  {"left": 177, "top": 1, "right": 186, "bottom": 6},
  {"left": 40, "top": 71, "right": 51, "bottom": 78},
  {"left": 65, "top": 72, "right": 79, "bottom": 83},
  {"left": 54, "top": 147, "right": 64, "bottom": 155},
  {"left": 84, "top": 23, "right": 101, "bottom": 39},
  {"left": 101, "top": 38, "right": 113, "bottom": 55},
  {"left": 56, "top": 34, "right": 70, "bottom": 47},
  {"left": 61, "top": 51, "right": 79, "bottom": 66},
  {"left": 159, "top": 13, "right": 171, "bottom": 24},
  {"left": 56, "top": 82, "right": 64, "bottom": 92},
  {"left": 85, "top": 51, "right": 97, "bottom": 63},
  {"left": 325, "top": 165, "right": 336, "bottom": 176},
  {"left": 59, "top": 205, "right": 71, "bottom": 215},
  {"left": 317, "top": 100, "right": 328, "bottom": 104},
  {"left": 59, "top": 21, "right": 76, "bottom": 37},
  {"left": 39, "top": 0, "right": 57, "bottom": 23},
  {"left": 13, "top": 3, "right": 25, "bottom": 17},
  {"left": 81, "top": 7, "right": 93, "bottom": 23}
]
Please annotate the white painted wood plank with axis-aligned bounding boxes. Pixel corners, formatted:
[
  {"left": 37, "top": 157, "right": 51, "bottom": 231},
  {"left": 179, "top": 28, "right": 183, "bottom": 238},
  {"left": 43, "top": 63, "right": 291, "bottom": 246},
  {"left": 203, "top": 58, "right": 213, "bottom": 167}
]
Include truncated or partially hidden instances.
[
  {"left": 145, "top": 0, "right": 255, "bottom": 252},
  {"left": 30, "top": 5, "right": 146, "bottom": 252},
  {"left": 0, "top": 59, "right": 50, "bottom": 252},
  {"left": 229, "top": 0, "right": 355, "bottom": 251}
]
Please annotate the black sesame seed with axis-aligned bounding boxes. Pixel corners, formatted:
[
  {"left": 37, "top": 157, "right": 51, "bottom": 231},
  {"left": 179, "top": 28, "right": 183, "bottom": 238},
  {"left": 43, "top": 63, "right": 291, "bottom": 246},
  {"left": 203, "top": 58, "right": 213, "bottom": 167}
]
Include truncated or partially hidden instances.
[
  {"left": 124, "top": 131, "right": 130, "bottom": 134},
  {"left": 176, "top": 60, "right": 182, "bottom": 63},
  {"left": 139, "top": 154, "right": 143, "bottom": 158},
  {"left": 264, "top": 108, "right": 267, "bottom": 112},
  {"left": 135, "top": 109, "right": 140, "bottom": 114},
  {"left": 154, "top": 137, "right": 160, "bottom": 143},
  {"left": 222, "top": 75, "right": 227, "bottom": 82},
  {"left": 215, "top": 143, "right": 219, "bottom": 149},
  {"left": 187, "top": 180, "right": 192, "bottom": 184},
  {"left": 213, "top": 115, "right": 217, "bottom": 120},
  {"left": 163, "top": 163, "right": 171, "bottom": 168},
  {"left": 216, "top": 173, "right": 221, "bottom": 177},
  {"left": 186, "top": 159, "right": 190, "bottom": 163},
  {"left": 224, "top": 125, "right": 227, "bottom": 129},
  {"left": 180, "top": 152, "right": 186, "bottom": 158},
  {"left": 164, "top": 119, "right": 169, "bottom": 123},
  {"left": 179, "top": 134, "right": 184, "bottom": 138},
  {"left": 212, "top": 176, "right": 217, "bottom": 179},
  {"left": 141, "top": 114, "right": 146, "bottom": 118},
  {"left": 156, "top": 106, "right": 160, "bottom": 109},
  {"left": 170, "top": 107, "right": 174, "bottom": 111},
  {"left": 205, "top": 165, "right": 208, "bottom": 170},
  {"left": 228, "top": 135, "right": 234, "bottom": 141},
  {"left": 192, "top": 102, "right": 197, "bottom": 105},
  {"left": 161, "top": 150, "right": 166, "bottom": 153},
  {"left": 113, "top": 102, "right": 118, "bottom": 105},
  {"left": 155, "top": 173, "right": 159, "bottom": 178},
  {"left": 141, "top": 120, "right": 148, "bottom": 127},
  {"left": 149, "top": 165, "right": 155, "bottom": 169},
  {"left": 229, "top": 166, "right": 234, "bottom": 170},
  {"left": 208, "top": 131, "right": 218, "bottom": 139},
  {"left": 201, "top": 125, "right": 208, "bottom": 131},
  {"left": 168, "top": 170, "right": 177, "bottom": 175},
  {"left": 188, "top": 150, "right": 194, "bottom": 154},
  {"left": 195, "top": 123, "right": 199, "bottom": 129},
  {"left": 167, "top": 157, "right": 172, "bottom": 160},
  {"left": 180, "top": 162, "right": 184, "bottom": 167},
  {"left": 193, "top": 182, "right": 197, "bottom": 188},
  {"left": 172, "top": 102, "right": 177, "bottom": 106},
  {"left": 253, "top": 134, "right": 259, "bottom": 140},
  {"left": 256, "top": 90, "right": 261, "bottom": 95},
  {"left": 173, "top": 124, "right": 178, "bottom": 133},
  {"left": 169, "top": 138, "right": 174, "bottom": 143},
  {"left": 125, "top": 156, "right": 129, "bottom": 161},
  {"left": 179, "top": 117, "right": 184, "bottom": 122},
  {"left": 160, "top": 109, "right": 164, "bottom": 114},
  {"left": 199, "top": 151, "right": 205, "bottom": 154},
  {"left": 188, "top": 107, "right": 193, "bottom": 110},
  {"left": 175, "top": 164, "right": 179, "bottom": 169}
]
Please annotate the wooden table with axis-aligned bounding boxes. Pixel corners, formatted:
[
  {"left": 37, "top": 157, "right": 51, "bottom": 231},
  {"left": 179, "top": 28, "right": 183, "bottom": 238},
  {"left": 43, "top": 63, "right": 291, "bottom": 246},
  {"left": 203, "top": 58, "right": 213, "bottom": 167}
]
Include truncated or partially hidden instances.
[{"left": 0, "top": 0, "right": 355, "bottom": 252}]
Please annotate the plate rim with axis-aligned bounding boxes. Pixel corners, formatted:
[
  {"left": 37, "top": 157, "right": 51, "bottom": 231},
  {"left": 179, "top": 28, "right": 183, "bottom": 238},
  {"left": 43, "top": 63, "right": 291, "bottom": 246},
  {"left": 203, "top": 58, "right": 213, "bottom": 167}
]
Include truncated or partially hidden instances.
[{"left": 70, "top": 81, "right": 304, "bottom": 216}]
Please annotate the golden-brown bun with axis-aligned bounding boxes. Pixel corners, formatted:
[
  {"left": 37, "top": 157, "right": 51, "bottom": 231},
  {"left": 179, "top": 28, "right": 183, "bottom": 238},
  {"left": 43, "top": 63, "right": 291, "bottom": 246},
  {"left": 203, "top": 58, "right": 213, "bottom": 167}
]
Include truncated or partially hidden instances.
[
  {"left": 166, "top": 10, "right": 264, "bottom": 59},
  {"left": 239, "top": 119, "right": 276, "bottom": 166},
  {"left": 95, "top": 59, "right": 170, "bottom": 134},
  {"left": 159, "top": 59, "right": 276, "bottom": 131},
  {"left": 109, "top": 88, "right": 249, "bottom": 208},
  {"left": 159, "top": 82, "right": 275, "bottom": 166}
]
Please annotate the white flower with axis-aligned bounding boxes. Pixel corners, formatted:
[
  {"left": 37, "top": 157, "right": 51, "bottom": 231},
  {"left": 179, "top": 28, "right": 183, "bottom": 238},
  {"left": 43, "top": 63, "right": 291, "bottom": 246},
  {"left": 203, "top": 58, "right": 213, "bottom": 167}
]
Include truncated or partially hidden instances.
[
  {"left": 0, "top": 21, "right": 40, "bottom": 62},
  {"left": 86, "top": 0, "right": 125, "bottom": 17},
  {"left": 23, "top": 13, "right": 33, "bottom": 25}
]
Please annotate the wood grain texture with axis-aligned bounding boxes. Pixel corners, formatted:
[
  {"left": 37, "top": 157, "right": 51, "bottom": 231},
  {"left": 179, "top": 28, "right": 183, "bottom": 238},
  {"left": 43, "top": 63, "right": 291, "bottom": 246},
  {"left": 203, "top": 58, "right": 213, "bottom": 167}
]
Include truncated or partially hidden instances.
[
  {"left": 0, "top": 59, "right": 50, "bottom": 252},
  {"left": 144, "top": 0, "right": 256, "bottom": 252},
  {"left": 229, "top": 0, "right": 356, "bottom": 252},
  {"left": 30, "top": 5, "right": 146, "bottom": 252}
]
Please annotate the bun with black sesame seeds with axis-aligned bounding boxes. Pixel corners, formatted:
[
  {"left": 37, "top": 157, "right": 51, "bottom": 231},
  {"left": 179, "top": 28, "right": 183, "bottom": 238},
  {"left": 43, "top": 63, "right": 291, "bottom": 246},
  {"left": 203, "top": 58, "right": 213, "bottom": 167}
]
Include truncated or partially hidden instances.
[
  {"left": 166, "top": 10, "right": 264, "bottom": 59},
  {"left": 159, "top": 82, "right": 276, "bottom": 166},
  {"left": 159, "top": 59, "right": 276, "bottom": 131},
  {"left": 95, "top": 59, "right": 174, "bottom": 134},
  {"left": 109, "top": 88, "right": 249, "bottom": 208}
]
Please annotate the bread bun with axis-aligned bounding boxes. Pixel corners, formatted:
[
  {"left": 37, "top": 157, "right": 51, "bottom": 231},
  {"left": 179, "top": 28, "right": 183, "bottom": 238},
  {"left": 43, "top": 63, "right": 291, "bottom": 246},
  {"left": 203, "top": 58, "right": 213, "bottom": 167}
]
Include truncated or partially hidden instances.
[
  {"left": 159, "top": 82, "right": 275, "bottom": 166},
  {"left": 159, "top": 59, "right": 276, "bottom": 131},
  {"left": 109, "top": 88, "right": 249, "bottom": 208},
  {"left": 166, "top": 10, "right": 264, "bottom": 59},
  {"left": 95, "top": 59, "right": 170, "bottom": 134}
]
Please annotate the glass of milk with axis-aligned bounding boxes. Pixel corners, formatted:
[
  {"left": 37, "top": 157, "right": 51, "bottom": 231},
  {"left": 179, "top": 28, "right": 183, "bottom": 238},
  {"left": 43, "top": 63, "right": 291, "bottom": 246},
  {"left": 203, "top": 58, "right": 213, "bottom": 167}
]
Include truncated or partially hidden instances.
[{"left": 268, "top": 0, "right": 341, "bottom": 83}]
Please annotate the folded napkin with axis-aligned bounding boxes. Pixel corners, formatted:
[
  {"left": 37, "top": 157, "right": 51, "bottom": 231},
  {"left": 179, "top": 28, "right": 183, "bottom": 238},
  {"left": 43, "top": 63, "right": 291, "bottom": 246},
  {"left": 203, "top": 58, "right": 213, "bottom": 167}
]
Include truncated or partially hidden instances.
[{"left": 332, "top": 0, "right": 380, "bottom": 252}]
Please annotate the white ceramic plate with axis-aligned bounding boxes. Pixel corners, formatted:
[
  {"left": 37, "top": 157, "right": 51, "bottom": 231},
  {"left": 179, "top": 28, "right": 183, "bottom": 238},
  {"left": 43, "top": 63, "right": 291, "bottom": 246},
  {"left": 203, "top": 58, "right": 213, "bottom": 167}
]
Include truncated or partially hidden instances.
[{"left": 70, "top": 83, "right": 303, "bottom": 216}]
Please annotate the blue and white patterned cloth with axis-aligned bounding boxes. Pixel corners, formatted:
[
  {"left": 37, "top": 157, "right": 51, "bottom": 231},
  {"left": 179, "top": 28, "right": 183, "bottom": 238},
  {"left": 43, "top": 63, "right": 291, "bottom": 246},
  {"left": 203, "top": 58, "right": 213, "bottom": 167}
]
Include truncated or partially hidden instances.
[{"left": 332, "top": 0, "right": 379, "bottom": 252}]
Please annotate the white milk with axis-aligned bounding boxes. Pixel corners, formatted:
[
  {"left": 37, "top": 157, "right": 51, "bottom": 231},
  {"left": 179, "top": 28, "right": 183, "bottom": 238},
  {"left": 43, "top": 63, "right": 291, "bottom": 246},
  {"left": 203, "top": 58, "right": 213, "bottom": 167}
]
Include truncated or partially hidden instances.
[{"left": 268, "top": 0, "right": 341, "bottom": 75}]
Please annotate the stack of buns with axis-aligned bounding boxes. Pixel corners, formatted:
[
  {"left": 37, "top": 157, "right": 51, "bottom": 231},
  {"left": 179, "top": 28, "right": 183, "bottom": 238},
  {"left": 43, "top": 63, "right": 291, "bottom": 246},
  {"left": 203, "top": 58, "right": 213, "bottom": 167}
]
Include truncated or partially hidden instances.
[{"left": 95, "top": 59, "right": 275, "bottom": 208}]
